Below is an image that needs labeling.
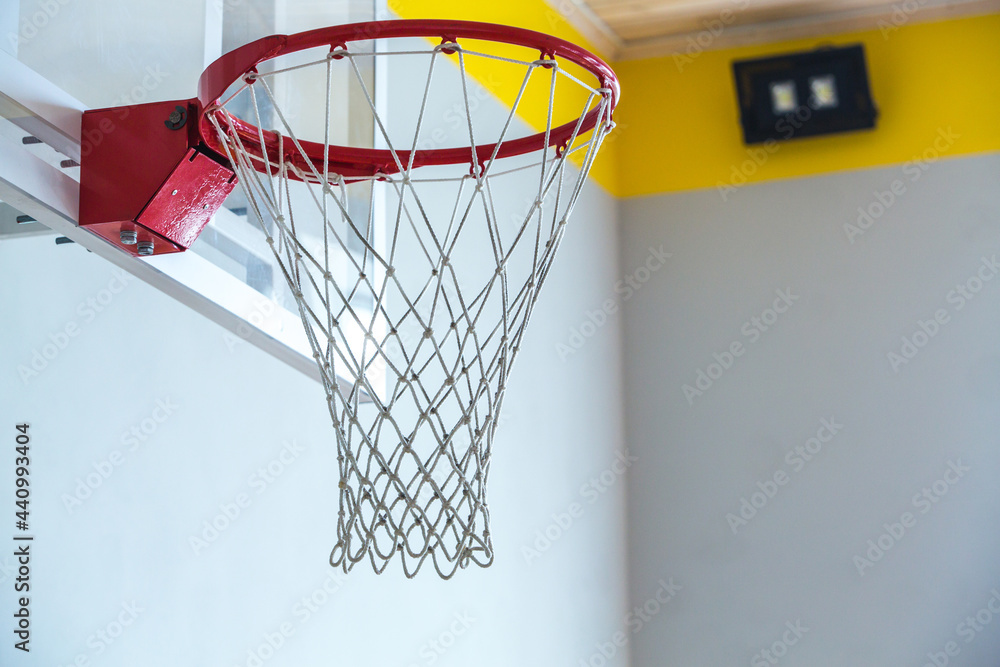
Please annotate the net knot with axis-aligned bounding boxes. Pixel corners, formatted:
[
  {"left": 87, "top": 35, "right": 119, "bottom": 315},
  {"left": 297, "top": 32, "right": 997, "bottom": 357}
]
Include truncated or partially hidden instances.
[
  {"left": 536, "top": 52, "right": 557, "bottom": 69},
  {"left": 436, "top": 37, "right": 459, "bottom": 55}
]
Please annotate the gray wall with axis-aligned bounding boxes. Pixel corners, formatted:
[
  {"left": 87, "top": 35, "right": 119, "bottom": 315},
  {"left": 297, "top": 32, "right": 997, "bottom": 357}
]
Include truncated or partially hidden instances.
[{"left": 620, "top": 152, "right": 1000, "bottom": 666}]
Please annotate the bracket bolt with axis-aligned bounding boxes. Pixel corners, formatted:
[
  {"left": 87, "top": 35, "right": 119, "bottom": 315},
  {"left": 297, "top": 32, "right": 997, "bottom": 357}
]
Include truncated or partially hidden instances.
[
  {"left": 120, "top": 230, "right": 138, "bottom": 245},
  {"left": 164, "top": 105, "right": 187, "bottom": 130},
  {"left": 136, "top": 241, "right": 155, "bottom": 256}
]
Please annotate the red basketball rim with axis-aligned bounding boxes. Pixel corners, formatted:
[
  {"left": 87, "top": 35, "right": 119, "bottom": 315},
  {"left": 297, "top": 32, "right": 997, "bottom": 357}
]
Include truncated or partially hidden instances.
[{"left": 197, "top": 19, "right": 620, "bottom": 180}]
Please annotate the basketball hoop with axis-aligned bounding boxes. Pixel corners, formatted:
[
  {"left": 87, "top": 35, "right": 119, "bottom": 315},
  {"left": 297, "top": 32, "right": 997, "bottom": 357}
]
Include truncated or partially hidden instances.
[
  {"left": 85, "top": 19, "right": 618, "bottom": 578},
  {"left": 205, "top": 19, "right": 618, "bottom": 578}
]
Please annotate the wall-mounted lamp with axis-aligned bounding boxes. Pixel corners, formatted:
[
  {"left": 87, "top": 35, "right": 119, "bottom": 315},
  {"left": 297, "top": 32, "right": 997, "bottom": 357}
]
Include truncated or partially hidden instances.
[{"left": 732, "top": 45, "right": 877, "bottom": 145}]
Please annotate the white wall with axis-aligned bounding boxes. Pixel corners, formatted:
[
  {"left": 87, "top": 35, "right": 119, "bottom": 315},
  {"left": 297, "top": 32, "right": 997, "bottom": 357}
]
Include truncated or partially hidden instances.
[
  {"left": 0, "top": 10, "right": 628, "bottom": 667},
  {"left": 620, "top": 152, "right": 1000, "bottom": 666}
]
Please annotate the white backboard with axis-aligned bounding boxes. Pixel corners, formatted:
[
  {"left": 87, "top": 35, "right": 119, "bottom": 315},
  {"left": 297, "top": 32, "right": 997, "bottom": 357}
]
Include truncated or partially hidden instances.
[{"left": 0, "top": 0, "right": 381, "bottom": 385}]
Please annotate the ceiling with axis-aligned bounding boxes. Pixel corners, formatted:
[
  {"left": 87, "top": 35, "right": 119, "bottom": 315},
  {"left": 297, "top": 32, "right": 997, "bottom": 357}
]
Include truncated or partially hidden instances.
[{"left": 565, "top": 0, "right": 999, "bottom": 59}]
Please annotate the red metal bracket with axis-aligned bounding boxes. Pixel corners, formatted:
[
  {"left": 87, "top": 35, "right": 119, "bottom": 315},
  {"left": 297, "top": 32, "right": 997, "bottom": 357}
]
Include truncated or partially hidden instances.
[{"left": 79, "top": 98, "right": 236, "bottom": 257}]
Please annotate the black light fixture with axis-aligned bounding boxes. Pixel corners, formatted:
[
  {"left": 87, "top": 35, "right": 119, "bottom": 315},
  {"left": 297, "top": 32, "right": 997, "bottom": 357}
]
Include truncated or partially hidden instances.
[{"left": 732, "top": 44, "right": 877, "bottom": 145}]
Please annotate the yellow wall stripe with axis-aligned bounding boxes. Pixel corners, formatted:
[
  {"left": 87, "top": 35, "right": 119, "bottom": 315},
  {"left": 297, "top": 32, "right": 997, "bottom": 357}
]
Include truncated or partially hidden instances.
[
  {"left": 388, "top": 0, "right": 621, "bottom": 193},
  {"left": 615, "top": 13, "right": 1000, "bottom": 198},
  {"left": 389, "top": 4, "right": 999, "bottom": 199}
]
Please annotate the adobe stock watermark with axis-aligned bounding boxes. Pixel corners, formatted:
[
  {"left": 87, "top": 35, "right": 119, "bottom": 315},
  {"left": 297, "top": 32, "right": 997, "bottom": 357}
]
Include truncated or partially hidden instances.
[
  {"left": 504, "top": 192, "right": 559, "bottom": 236},
  {"left": 223, "top": 297, "right": 282, "bottom": 352},
  {"left": 542, "top": 0, "right": 617, "bottom": 38},
  {"left": 189, "top": 440, "right": 306, "bottom": 556},
  {"left": 233, "top": 569, "right": 350, "bottom": 667},
  {"left": 877, "top": 0, "right": 932, "bottom": 38},
  {"left": 61, "top": 398, "right": 180, "bottom": 514},
  {"left": 522, "top": 449, "right": 637, "bottom": 564},
  {"left": 717, "top": 103, "right": 828, "bottom": 202},
  {"left": 682, "top": 287, "right": 799, "bottom": 405},
  {"left": 80, "top": 66, "right": 170, "bottom": 159},
  {"left": 556, "top": 246, "right": 672, "bottom": 361},
  {"left": 672, "top": 0, "right": 752, "bottom": 72},
  {"left": 717, "top": 140, "right": 781, "bottom": 202},
  {"left": 18, "top": 268, "right": 136, "bottom": 385},
  {"left": 429, "top": 413, "right": 510, "bottom": 490},
  {"left": 853, "top": 459, "right": 970, "bottom": 576},
  {"left": 921, "top": 587, "right": 1000, "bottom": 667},
  {"left": 843, "top": 127, "right": 960, "bottom": 244},
  {"left": 601, "top": 119, "right": 629, "bottom": 146},
  {"left": 579, "top": 578, "right": 682, "bottom": 667},
  {"left": 209, "top": 0, "right": 247, "bottom": 16},
  {"left": 6, "top": 0, "right": 73, "bottom": 52},
  {"left": 0, "top": 555, "right": 15, "bottom": 586},
  {"left": 364, "top": 71, "right": 505, "bottom": 165},
  {"left": 544, "top": 0, "right": 583, "bottom": 30},
  {"left": 442, "top": 73, "right": 502, "bottom": 132},
  {"left": 751, "top": 620, "right": 809, "bottom": 666},
  {"left": 726, "top": 417, "right": 844, "bottom": 534},
  {"left": 405, "top": 612, "right": 476, "bottom": 667},
  {"left": 55, "top": 601, "right": 145, "bottom": 667},
  {"left": 887, "top": 254, "right": 999, "bottom": 373}
]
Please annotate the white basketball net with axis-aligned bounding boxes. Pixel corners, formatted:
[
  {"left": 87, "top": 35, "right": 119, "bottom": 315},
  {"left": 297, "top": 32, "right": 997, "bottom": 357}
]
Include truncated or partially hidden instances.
[{"left": 209, "top": 37, "right": 614, "bottom": 578}]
